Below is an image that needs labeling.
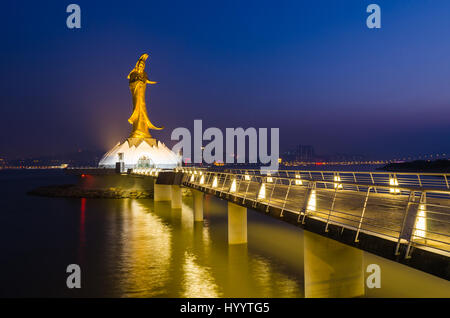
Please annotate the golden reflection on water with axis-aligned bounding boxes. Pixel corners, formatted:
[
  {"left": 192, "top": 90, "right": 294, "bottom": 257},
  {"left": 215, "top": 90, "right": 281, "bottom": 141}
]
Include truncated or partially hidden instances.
[
  {"left": 182, "top": 251, "right": 220, "bottom": 297},
  {"left": 115, "top": 199, "right": 172, "bottom": 297},
  {"left": 100, "top": 195, "right": 449, "bottom": 298}
]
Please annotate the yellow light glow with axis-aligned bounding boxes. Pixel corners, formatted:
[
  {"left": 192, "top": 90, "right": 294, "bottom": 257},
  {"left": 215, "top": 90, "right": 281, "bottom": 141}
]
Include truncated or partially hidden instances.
[
  {"left": 414, "top": 204, "right": 427, "bottom": 238},
  {"left": 334, "top": 176, "right": 343, "bottom": 189},
  {"left": 230, "top": 179, "right": 237, "bottom": 193},
  {"left": 190, "top": 174, "right": 195, "bottom": 182},
  {"left": 200, "top": 175, "right": 205, "bottom": 184},
  {"left": 307, "top": 189, "right": 316, "bottom": 212},
  {"left": 245, "top": 174, "right": 250, "bottom": 181},
  {"left": 389, "top": 177, "right": 400, "bottom": 193},
  {"left": 295, "top": 174, "right": 302, "bottom": 185},
  {"left": 212, "top": 176, "right": 218, "bottom": 188},
  {"left": 258, "top": 183, "right": 266, "bottom": 200}
]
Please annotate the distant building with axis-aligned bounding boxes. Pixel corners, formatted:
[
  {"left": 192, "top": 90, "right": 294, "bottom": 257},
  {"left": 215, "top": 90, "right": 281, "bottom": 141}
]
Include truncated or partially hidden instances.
[{"left": 296, "top": 145, "right": 315, "bottom": 162}]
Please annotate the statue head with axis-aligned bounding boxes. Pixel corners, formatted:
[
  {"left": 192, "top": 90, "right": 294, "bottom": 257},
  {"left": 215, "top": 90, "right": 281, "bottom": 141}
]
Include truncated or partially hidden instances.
[{"left": 135, "top": 53, "right": 149, "bottom": 74}]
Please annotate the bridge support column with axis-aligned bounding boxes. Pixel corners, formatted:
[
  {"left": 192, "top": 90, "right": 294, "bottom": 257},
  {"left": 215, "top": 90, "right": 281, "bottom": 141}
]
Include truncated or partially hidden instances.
[
  {"left": 171, "top": 185, "right": 182, "bottom": 209},
  {"left": 154, "top": 179, "right": 172, "bottom": 201},
  {"left": 304, "top": 231, "right": 364, "bottom": 298},
  {"left": 192, "top": 189, "right": 204, "bottom": 222},
  {"left": 228, "top": 202, "right": 247, "bottom": 244}
]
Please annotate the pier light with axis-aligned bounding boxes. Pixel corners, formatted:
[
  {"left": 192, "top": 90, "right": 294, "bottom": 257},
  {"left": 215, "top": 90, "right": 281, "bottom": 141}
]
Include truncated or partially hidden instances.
[
  {"left": 307, "top": 189, "right": 317, "bottom": 212},
  {"left": 212, "top": 176, "right": 218, "bottom": 188},
  {"left": 389, "top": 176, "right": 400, "bottom": 194},
  {"left": 200, "top": 171, "right": 203, "bottom": 175},
  {"left": 230, "top": 179, "right": 237, "bottom": 193},
  {"left": 414, "top": 203, "right": 427, "bottom": 239},
  {"left": 194, "top": 171, "right": 197, "bottom": 175},
  {"left": 258, "top": 183, "right": 266, "bottom": 200},
  {"left": 295, "top": 174, "right": 303, "bottom": 185},
  {"left": 200, "top": 175, "right": 205, "bottom": 184},
  {"left": 266, "top": 173, "right": 273, "bottom": 183},
  {"left": 334, "top": 175, "right": 343, "bottom": 189},
  {"left": 190, "top": 174, "right": 195, "bottom": 182},
  {"left": 245, "top": 174, "right": 250, "bottom": 181}
]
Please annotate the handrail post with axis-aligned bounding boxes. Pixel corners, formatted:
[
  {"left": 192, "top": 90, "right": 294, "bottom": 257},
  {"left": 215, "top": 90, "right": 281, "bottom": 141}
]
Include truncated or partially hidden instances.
[
  {"left": 395, "top": 191, "right": 415, "bottom": 255},
  {"left": 243, "top": 176, "right": 251, "bottom": 203},
  {"left": 280, "top": 179, "right": 292, "bottom": 217},
  {"left": 325, "top": 187, "right": 339, "bottom": 232},
  {"left": 355, "top": 187, "right": 372, "bottom": 242},
  {"left": 265, "top": 178, "right": 276, "bottom": 212},
  {"left": 353, "top": 172, "right": 360, "bottom": 192},
  {"left": 300, "top": 181, "right": 316, "bottom": 224}
]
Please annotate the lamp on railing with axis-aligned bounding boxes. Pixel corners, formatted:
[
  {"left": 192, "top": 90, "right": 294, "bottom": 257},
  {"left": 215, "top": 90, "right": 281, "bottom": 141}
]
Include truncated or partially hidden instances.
[
  {"left": 334, "top": 174, "right": 343, "bottom": 189},
  {"left": 212, "top": 176, "right": 218, "bottom": 188},
  {"left": 245, "top": 174, "right": 250, "bottom": 181},
  {"left": 190, "top": 174, "right": 195, "bottom": 182},
  {"left": 295, "top": 174, "right": 303, "bottom": 185},
  {"left": 307, "top": 189, "right": 316, "bottom": 212},
  {"left": 258, "top": 183, "right": 266, "bottom": 200},
  {"left": 230, "top": 179, "right": 237, "bottom": 193},
  {"left": 414, "top": 193, "right": 427, "bottom": 239},
  {"left": 266, "top": 173, "right": 273, "bottom": 183},
  {"left": 200, "top": 175, "right": 205, "bottom": 184},
  {"left": 389, "top": 175, "right": 400, "bottom": 194}
]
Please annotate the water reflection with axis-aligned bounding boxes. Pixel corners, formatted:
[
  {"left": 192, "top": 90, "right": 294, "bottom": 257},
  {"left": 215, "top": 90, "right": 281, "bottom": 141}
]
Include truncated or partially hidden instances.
[
  {"left": 304, "top": 231, "right": 364, "bottom": 298},
  {"left": 76, "top": 194, "right": 449, "bottom": 298},
  {"left": 114, "top": 199, "right": 172, "bottom": 297}
]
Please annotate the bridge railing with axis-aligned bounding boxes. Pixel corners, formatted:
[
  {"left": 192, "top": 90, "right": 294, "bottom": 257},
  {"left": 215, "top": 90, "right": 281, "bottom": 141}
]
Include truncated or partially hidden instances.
[
  {"left": 179, "top": 167, "right": 450, "bottom": 197},
  {"left": 180, "top": 169, "right": 450, "bottom": 257}
]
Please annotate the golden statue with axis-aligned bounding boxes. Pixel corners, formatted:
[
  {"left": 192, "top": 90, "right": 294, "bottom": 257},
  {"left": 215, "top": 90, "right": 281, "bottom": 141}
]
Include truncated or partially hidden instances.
[{"left": 127, "top": 53, "right": 163, "bottom": 139}]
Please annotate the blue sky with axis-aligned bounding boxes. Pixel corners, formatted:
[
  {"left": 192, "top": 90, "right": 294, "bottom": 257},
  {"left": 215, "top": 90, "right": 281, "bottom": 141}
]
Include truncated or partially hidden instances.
[{"left": 1, "top": 0, "right": 449, "bottom": 159}]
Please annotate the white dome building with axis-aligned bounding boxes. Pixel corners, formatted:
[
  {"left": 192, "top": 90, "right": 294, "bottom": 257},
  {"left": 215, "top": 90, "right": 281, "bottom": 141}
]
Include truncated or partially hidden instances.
[{"left": 99, "top": 138, "right": 181, "bottom": 170}]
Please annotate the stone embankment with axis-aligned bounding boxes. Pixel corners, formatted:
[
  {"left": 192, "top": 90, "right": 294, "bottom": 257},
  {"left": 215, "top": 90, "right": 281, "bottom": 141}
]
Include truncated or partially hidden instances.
[{"left": 28, "top": 184, "right": 153, "bottom": 199}]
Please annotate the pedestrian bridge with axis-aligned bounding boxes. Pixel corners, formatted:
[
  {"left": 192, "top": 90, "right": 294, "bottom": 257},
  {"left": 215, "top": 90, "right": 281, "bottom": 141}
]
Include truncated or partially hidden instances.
[{"left": 131, "top": 167, "right": 450, "bottom": 280}]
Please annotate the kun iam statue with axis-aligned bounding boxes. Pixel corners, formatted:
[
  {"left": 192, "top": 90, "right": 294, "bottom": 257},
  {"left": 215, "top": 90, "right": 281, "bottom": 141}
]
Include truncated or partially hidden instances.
[
  {"left": 98, "top": 53, "right": 181, "bottom": 170},
  {"left": 127, "top": 53, "right": 163, "bottom": 140}
]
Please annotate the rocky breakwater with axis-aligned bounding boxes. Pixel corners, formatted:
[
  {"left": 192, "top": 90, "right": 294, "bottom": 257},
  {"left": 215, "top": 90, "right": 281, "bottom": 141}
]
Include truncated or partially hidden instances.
[{"left": 28, "top": 184, "right": 153, "bottom": 199}]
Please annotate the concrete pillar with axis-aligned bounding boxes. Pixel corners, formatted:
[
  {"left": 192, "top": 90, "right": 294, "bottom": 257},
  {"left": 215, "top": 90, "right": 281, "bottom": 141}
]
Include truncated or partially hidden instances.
[
  {"left": 304, "top": 231, "right": 364, "bottom": 298},
  {"left": 192, "top": 189, "right": 204, "bottom": 222},
  {"left": 154, "top": 180, "right": 172, "bottom": 201},
  {"left": 171, "top": 185, "right": 182, "bottom": 209},
  {"left": 228, "top": 202, "right": 247, "bottom": 244}
]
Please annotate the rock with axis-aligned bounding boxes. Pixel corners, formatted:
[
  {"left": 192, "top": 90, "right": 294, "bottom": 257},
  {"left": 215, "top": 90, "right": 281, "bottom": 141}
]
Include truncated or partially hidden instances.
[{"left": 28, "top": 184, "right": 154, "bottom": 199}]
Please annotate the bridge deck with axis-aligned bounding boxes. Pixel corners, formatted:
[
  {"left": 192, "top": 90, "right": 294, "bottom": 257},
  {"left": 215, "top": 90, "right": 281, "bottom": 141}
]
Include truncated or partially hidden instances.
[{"left": 176, "top": 168, "right": 450, "bottom": 258}]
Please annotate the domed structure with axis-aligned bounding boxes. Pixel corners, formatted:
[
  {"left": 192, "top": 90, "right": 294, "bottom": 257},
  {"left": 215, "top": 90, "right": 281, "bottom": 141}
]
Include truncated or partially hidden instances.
[{"left": 98, "top": 138, "right": 181, "bottom": 170}]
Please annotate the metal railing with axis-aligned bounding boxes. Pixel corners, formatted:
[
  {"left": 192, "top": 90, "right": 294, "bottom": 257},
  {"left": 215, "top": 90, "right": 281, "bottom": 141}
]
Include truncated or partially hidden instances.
[{"left": 180, "top": 168, "right": 450, "bottom": 258}]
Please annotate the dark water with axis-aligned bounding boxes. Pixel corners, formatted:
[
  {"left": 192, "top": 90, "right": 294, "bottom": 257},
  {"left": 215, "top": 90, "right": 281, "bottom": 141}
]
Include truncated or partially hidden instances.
[{"left": 0, "top": 170, "right": 449, "bottom": 297}]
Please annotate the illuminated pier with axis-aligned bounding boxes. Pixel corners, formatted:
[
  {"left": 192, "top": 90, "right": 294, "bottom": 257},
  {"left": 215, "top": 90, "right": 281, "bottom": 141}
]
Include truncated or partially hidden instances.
[{"left": 128, "top": 167, "right": 450, "bottom": 280}]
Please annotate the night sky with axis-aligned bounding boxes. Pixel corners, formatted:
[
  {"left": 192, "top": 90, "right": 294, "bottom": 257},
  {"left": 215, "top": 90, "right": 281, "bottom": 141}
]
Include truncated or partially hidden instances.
[{"left": 1, "top": 1, "right": 450, "bottom": 159}]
